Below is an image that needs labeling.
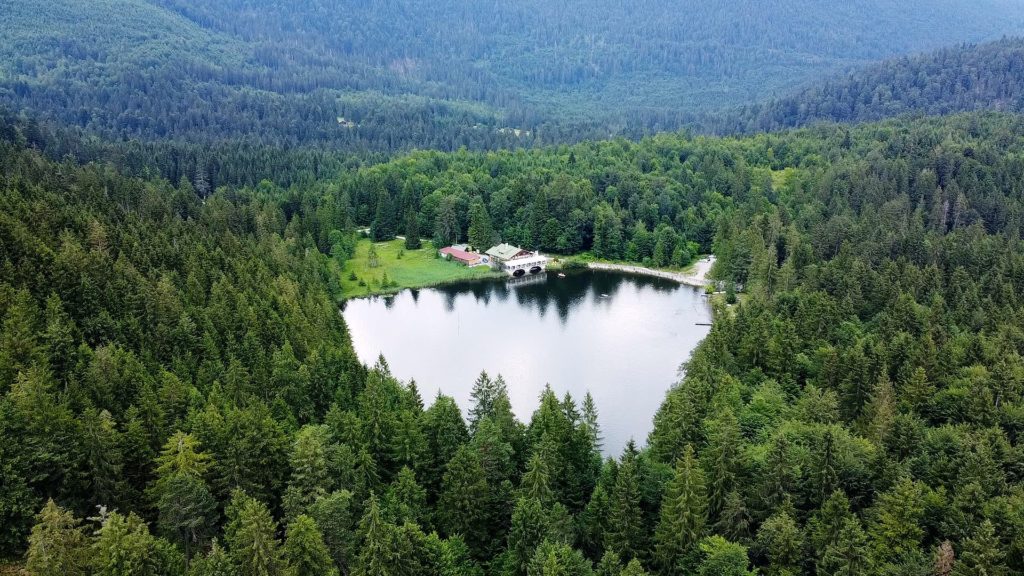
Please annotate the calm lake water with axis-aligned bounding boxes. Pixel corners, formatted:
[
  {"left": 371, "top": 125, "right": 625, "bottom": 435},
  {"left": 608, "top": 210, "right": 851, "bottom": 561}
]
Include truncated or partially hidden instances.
[{"left": 342, "top": 270, "right": 711, "bottom": 455}]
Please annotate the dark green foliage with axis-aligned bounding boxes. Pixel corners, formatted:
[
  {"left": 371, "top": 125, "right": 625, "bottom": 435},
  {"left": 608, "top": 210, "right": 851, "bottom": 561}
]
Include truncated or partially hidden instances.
[
  {"left": 4, "top": 1, "right": 1024, "bottom": 153},
  {"left": 5, "top": 109, "right": 1024, "bottom": 575}
]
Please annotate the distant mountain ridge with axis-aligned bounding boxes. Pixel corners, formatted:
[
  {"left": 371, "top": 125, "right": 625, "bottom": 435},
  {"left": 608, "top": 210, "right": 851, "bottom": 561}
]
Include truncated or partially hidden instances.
[
  {"left": 2, "top": 0, "right": 1024, "bottom": 151},
  {"left": 713, "top": 37, "right": 1024, "bottom": 134}
]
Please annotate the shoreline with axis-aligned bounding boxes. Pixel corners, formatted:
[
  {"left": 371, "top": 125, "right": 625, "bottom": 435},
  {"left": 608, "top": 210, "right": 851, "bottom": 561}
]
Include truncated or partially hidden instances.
[{"left": 586, "top": 256, "right": 715, "bottom": 288}]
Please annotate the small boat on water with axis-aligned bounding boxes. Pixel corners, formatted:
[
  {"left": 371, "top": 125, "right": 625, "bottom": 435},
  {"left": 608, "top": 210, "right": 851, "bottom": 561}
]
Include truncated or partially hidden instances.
[{"left": 558, "top": 273, "right": 566, "bottom": 278}]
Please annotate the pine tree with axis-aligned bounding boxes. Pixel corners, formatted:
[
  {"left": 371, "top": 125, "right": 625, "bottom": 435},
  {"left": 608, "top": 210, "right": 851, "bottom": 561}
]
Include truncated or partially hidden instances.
[
  {"left": 654, "top": 445, "right": 707, "bottom": 573},
  {"left": 284, "top": 515, "right": 337, "bottom": 576},
  {"left": 25, "top": 500, "right": 89, "bottom": 576}
]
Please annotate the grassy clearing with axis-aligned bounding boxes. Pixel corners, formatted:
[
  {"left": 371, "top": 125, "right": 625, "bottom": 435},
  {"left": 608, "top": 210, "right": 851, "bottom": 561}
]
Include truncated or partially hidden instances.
[{"left": 341, "top": 239, "right": 501, "bottom": 297}]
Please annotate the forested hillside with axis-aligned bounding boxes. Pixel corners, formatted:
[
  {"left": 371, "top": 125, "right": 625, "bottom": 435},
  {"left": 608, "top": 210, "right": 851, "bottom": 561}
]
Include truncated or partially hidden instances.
[
  {"left": 718, "top": 37, "right": 1024, "bottom": 133},
  {"left": 2, "top": 0, "right": 1023, "bottom": 151},
  {"left": 3, "top": 111, "right": 1024, "bottom": 575}
]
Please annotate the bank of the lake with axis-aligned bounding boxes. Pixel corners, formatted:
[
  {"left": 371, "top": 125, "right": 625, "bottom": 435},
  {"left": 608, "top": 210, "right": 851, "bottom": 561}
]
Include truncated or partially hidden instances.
[
  {"left": 341, "top": 238, "right": 502, "bottom": 297},
  {"left": 585, "top": 255, "right": 715, "bottom": 288}
]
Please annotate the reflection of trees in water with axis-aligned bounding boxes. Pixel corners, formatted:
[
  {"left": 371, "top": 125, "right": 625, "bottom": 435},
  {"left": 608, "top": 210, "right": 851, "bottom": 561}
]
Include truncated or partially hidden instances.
[{"left": 432, "top": 271, "right": 680, "bottom": 323}]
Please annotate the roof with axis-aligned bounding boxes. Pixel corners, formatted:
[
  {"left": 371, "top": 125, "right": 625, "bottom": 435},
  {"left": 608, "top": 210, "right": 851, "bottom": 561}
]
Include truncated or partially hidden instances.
[
  {"left": 485, "top": 243, "right": 529, "bottom": 260},
  {"left": 440, "top": 247, "right": 480, "bottom": 262}
]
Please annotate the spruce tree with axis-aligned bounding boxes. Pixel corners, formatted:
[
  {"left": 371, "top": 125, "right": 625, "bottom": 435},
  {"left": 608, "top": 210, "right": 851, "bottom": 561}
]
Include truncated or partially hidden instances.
[
  {"left": 595, "top": 551, "right": 623, "bottom": 576},
  {"left": 224, "top": 492, "right": 287, "bottom": 576},
  {"left": 695, "top": 536, "right": 755, "bottom": 576},
  {"left": 951, "top": 520, "right": 1007, "bottom": 576},
  {"left": 355, "top": 495, "right": 397, "bottom": 576},
  {"left": 308, "top": 491, "right": 355, "bottom": 574},
  {"left": 188, "top": 541, "right": 238, "bottom": 576},
  {"left": 156, "top": 473, "right": 218, "bottom": 561},
  {"left": 283, "top": 425, "right": 332, "bottom": 520},
  {"left": 605, "top": 452, "right": 645, "bottom": 562},
  {"left": 383, "top": 466, "right": 427, "bottom": 526},
  {"left": 520, "top": 452, "right": 555, "bottom": 506},
  {"left": 654, "top": 445, "right": 707, "bottom": 573},
  {"left": 404, "top": 210, "right": 422, "bottom": 250},
  {"left": 283, "top": 515, "right": 337, "bottom": 576},
  {"left": 755, "top": 510, "right": 803, "bottom": 576},
  {"left": 436, "top": 445, "right": 489, "bottom": 550},
  {"left": 25, "top": 500, "right": 89, "bottom": 576},
  {"left": 817, "top": 518, "right": 872, "bottom": 576},
  {"left": 703, "top": 409, "right": 739, "bottom": 522}
]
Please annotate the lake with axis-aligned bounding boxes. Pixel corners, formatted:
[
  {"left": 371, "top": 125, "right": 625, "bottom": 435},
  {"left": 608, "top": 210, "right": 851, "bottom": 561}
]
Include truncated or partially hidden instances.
[{"left": 341, "top": 270, "right": 712, "bottom": 455}]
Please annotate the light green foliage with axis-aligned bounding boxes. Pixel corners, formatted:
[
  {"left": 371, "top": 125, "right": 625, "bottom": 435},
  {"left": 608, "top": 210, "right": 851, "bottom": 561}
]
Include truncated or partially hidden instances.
[
  {"left": 188, "top": 541, "right": 238, "bottom": 576},
  {"left": 696, "top": 536, "right": 755, "bottom": 576},
  {"left": 283, "top": 515, "right": 337, "bottom": 576},
  {"left": 756, "top": 510, "right": 803, "bottom": 576},
  {"left": 25, "top": 500, "right": 89, "bottom": 576},
  {"left": 224, "top": 492, "right": 287, "bottom": 576}
]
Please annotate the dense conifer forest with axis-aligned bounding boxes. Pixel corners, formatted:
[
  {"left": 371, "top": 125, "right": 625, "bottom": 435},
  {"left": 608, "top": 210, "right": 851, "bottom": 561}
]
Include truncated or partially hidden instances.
[
  {"left": 3, "top": 0, "right": 1024, "bottom": 151},
  {"left": 717, "top": 38, "right": 1024, "bottom": 134},
  {"left": 3, "top": 109, "right": 1024, "bottom": 575}
]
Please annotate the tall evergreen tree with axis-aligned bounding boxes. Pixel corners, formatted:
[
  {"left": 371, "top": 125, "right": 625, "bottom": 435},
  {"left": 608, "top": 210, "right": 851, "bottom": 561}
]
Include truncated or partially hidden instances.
[
  {"left": 283, "top": 515, "right": 337, "bottom": 576},
  {"left": 225, "top": 492, "right": 287, "bottom": 576},
  {"left": 436, "top": 445, "right": 489, "bottom": 551},
  {"left": 404, "top": 209, "right": 422, "bottom": 250},
  {"left": 818, "top": 518, "right": 872, "bottom": 576},
  {"left": 654, "top": 445, "right": 707, "bottom": 573},
  {"left": 25, "top": 500, "right": 89, "bottom": 576}
]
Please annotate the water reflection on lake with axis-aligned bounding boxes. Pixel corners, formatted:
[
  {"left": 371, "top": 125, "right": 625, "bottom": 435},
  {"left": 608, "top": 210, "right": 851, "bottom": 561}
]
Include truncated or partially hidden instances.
[{"left": 342, "top": 270, "right": 711, "bottom": 454}]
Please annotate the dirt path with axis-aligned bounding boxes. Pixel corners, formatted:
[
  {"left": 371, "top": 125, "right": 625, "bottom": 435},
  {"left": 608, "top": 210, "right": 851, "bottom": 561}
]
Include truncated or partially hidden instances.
[{"left": 587, "top": 256, "right": 715, "bottom": 288}]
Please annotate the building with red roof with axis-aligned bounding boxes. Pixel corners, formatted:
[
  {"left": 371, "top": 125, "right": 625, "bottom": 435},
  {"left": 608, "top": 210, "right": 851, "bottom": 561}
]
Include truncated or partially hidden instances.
[{"left": 439, "top": 246, "right": 482, "bottom": 266}]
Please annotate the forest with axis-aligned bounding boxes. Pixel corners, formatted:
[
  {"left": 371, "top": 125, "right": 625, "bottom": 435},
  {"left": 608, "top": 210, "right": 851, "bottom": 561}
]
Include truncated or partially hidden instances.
[
  {"left": 3, "top": 109, "right": 1024, "bottom": 575},
  {"left": 3, "top": 0, "right": 1024, "bottom": 152},
  {"left": 715, "top": 37, "right": 1024, "bottom": 134}
]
